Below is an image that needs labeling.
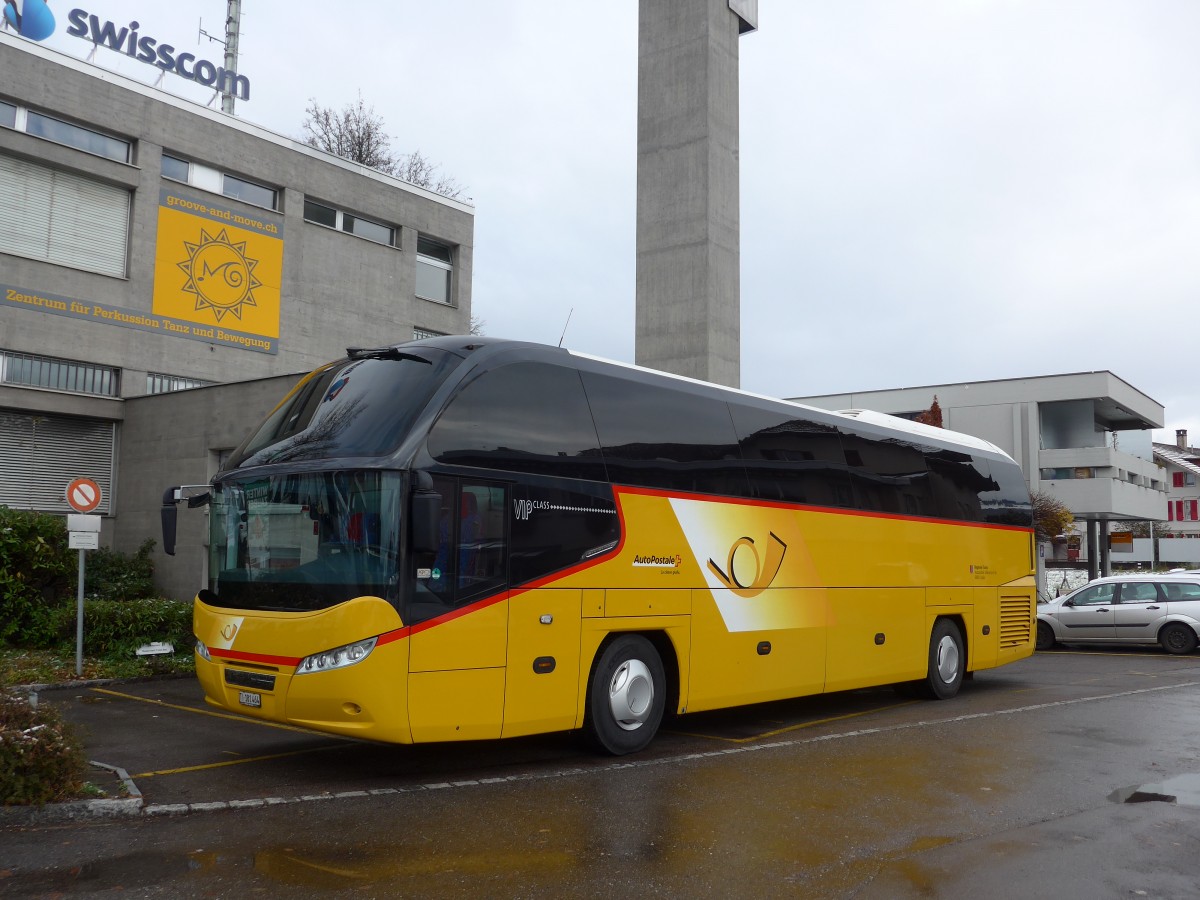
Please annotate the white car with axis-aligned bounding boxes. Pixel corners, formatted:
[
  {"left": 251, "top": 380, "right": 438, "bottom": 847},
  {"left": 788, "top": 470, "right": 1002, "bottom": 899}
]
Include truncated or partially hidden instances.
[{"left": 1036, "top": 574, "right": 1200, "bottom": 655}]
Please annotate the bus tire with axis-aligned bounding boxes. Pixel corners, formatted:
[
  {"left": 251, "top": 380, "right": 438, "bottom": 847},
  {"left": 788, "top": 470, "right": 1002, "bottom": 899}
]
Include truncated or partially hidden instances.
[
  {"left": 584, "top": 634, "right": 665, "bottom": 756},
  {"left": 923, "top": 618, "right": 965, "bottom": 700}
]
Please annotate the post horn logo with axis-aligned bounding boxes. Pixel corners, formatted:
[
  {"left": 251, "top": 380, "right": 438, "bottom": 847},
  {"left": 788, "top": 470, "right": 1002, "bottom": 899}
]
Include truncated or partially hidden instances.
[
  {"left": 220, "top": 622, "right": 238, "bottom": 642},
  {"left": 177, "top": 227, "right": 262, "bottom": 323},
  {"left": 708, "top": 532, "right": 787, "bottom": 598},
  {"left": 3, "top": 0, "right": 56, "bottom": 41}
]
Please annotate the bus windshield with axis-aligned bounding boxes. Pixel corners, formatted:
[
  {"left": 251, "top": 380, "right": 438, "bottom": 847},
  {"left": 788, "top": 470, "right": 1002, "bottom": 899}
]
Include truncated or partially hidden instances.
[
  {"left": 225, "top": 348, "right": 459, "bottom": 469},
  {"left": 204, "top": 470, "right": 403, "bottom": 612}
]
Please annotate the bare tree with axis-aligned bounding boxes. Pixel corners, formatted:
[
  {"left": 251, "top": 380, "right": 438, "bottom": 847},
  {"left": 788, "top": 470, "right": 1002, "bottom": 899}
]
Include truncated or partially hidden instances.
[
  {"left": 301, "top": 96, "right": 464, "bottom": 200},
  {"left": 395, "top": 150, "right": 464, "bottom": 201},
  {"left": 302, "top": 94, "right": 397, "bottom": 174}
]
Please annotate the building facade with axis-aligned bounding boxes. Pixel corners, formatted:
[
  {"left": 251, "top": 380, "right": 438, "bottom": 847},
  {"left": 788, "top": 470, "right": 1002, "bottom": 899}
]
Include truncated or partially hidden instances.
[
  {"left": 1, "top": 33, "right": 474, "bottom": 595},
  {"left": 790, "top": 371, "right": 1167, "bottom": 581},
  {"left": 1150, "top": 431, "right": 1200, "bottom": 565}
]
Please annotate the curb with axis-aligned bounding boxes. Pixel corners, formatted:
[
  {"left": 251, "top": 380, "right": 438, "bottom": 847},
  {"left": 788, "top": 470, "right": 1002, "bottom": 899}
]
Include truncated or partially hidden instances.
[{"left": 0, "top": 761, "right": 142, "bottom": 827}]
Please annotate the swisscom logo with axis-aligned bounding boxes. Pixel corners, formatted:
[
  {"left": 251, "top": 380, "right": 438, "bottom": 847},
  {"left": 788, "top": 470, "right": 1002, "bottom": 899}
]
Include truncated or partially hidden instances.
[
  {"left": 3, "top": 0, "right": 56, "bottom": 41},
  {"left": 3, "top": 3, "right": 251, "bottom": 101}
]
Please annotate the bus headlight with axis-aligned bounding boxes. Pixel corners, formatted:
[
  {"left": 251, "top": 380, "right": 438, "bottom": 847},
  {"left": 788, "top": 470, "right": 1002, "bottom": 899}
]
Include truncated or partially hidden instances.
[
  {"left": 195, "top": 639, "right": 211, "bottom": 662},
  {"left": 296, "top": 637, "right": 378, "bottom": 675}
]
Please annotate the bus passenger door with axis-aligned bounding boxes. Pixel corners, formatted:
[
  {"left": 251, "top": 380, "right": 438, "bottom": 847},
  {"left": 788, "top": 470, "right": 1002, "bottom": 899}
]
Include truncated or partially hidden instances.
[
  {"left": 408, "top": 477, "right": 510, "bottom": 742},
  {"left": 503, "top": 588, "right": 583, "bottom": 738}
]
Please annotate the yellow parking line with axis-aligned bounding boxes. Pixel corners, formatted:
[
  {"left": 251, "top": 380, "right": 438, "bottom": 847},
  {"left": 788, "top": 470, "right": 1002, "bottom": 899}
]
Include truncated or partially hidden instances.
[
  {"left": 89, "top": 687, "right": 332, "bottom": 735},
  {"left": 89, "top": 686, "right": 356, "bottom": 778},
  {"left": 133, "top": 743, "right": 345, "bottom": 779},
  {"left": 669, "top": 700, "right": 919, "bottom": 744}
]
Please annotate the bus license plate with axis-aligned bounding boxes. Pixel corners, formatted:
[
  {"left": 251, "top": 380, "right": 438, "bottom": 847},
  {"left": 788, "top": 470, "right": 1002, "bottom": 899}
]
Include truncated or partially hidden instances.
[{"left": 238, "top": 690, "right": 262, "bottom": 708}]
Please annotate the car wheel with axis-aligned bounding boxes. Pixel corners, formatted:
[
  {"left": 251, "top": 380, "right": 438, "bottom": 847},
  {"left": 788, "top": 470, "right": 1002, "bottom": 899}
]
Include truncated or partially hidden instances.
[
  {"left": 923, "top": 618, "right": 965, "bottom": 700},
  {"left": 1159, "top": 622, "right": 1198, "bottom": 656},
  {"left": 1036, "top": 620, "right": 1056, "bottom": 651},
  {"left": 584, "top": 634, "right": 666, "bottom": 755}
]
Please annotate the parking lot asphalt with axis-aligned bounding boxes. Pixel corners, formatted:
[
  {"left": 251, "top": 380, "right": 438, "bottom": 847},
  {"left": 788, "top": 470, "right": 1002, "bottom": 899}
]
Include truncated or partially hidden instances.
[
  {"left": 8, "top": 673, "right": 649, "bottom": 824},
  {"left": 11, "top": 645, "right": 1200, "bottom": 829}
]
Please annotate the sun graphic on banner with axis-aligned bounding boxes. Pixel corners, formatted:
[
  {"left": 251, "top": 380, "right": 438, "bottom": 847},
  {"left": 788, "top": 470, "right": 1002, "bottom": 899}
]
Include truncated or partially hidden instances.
[{"left": 176, "top": 228, "right": 262, "bottom": 323}]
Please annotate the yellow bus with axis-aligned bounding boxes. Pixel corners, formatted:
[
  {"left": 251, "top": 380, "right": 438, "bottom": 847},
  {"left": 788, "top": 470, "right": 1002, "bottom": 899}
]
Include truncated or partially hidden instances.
[{"left": 163, "top": 338, "right": 1035, "bottom": 754}]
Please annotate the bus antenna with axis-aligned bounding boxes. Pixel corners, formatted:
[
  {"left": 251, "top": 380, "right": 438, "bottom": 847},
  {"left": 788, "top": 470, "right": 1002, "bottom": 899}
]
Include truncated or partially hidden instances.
[{"left": 558, "top": 308, "right": 574, "bottom": 348}]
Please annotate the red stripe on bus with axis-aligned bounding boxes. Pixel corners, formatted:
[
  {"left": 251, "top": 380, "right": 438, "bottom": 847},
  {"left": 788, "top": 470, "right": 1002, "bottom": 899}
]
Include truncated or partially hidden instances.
[{"left": 210, "top": 646, "right": 299, "bottom": 667}]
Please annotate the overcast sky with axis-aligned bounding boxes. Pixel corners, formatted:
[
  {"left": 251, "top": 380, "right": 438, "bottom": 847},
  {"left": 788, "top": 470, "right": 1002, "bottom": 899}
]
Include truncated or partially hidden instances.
[{"left": 28, "top": 1, "right": 1200, "bottom": 443}]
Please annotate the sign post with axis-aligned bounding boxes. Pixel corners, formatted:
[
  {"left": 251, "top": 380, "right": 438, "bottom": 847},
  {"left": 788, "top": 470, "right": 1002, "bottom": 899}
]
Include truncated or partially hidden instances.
[{"left": 66, "top": 479, "right": 103, "bottom": 676}]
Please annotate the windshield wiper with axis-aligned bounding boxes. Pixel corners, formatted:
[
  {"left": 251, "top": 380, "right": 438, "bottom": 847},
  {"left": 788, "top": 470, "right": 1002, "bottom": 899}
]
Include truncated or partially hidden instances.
[{"left": 345, "top": 346, "right": 432, "bottom": 364}]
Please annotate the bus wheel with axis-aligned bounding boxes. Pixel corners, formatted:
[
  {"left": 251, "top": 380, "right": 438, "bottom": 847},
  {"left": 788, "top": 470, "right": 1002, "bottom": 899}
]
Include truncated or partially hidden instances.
[
  {"left": 1160, "top": 622, "right": 1198, "bottom": 656},
  {"left": 585, "top": 634, "right": 665, "bottom": 755},
  {"left": 924, "top": 619, "right": 965, "bottom": 700}
]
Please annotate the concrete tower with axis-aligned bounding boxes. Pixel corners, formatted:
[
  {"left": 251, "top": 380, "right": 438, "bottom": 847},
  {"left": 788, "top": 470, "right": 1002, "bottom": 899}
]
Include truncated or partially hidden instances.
[{"left": 635, "top": 0, "right": 757, "bottom": 388}]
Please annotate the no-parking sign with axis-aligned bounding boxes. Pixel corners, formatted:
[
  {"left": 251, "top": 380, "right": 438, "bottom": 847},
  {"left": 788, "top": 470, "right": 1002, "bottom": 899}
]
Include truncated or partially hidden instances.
[{"left": 66, "top": 477, "right": 103, "bottom": 513}]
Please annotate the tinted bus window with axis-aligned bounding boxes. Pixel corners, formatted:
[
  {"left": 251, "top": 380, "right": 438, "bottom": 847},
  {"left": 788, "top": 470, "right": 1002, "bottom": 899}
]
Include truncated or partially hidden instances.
[
  {"left": 412, "top": 475, "right": 508, "bottom": 623},
  {"left": 977, "top": 455, "right": 1033, "bottom": 527},
  {"left": 729, "top": 403, "right": 853, "bottom": 509},
  {"left": 925, "top": 451, "right": 996, "bottom": 523},
  {"left": 581, "top": 373, "right": 749, "bottom": 497},
  {"left": 509, "top": 478, "right": 620, "bottom": 587},
  {"left": 427, "top": 362, "right": 607, "bottom": 481},
  {"left": 839, "top": 427, "right": 935, "bottom": 516},
  {"left": 229, "top": 352, "right": 458, "bottom": 468}
]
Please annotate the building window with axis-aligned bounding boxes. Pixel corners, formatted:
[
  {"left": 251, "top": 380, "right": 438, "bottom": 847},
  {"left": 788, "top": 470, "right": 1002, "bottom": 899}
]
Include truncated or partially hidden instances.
[
  {"left": 302, "top": 199, "right": 337, "bottom": 228},
  {"left": 163, "top": 154, "right": 279, "bottom": 211},
  {"left": 0, "top": 152, "right": 130, "bottom": 277},
  {"left": 416, "top": 236, "right": 453, "bottom": 304},
  {"left": 303, "top": 198, "right": 397, "bottom": 247},
  {"left": 161, "top": 154, "right": 190, "bottom": 182},
  {"left": 223, "top": 173, "right": 278, "bottom": 210},
  {"left": 0, "top": 100, "right": 15, "bottom": 129},
  {"left": 413, "top": 327, "right": 445, "bottom": 341},
  {"left": 1, "top": 349, "right": 119, "bottom": 397},
  {"left": 146, "top": 372, "right": 214, "bottom": 394},
  {"left": 343, "top": 214, "right": 394, "bottom": 245},
  {"left": 24, "top": 110, "right": 130, "bottom": 162},
  {"left": 0, "top": 410, "right": 116, "bottom": 514}
]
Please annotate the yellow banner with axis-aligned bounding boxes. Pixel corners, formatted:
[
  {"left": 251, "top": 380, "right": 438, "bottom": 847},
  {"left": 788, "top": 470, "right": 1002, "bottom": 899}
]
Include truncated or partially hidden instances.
[{"left": 152, "top": 192, "right": 282, "bottom": 338}]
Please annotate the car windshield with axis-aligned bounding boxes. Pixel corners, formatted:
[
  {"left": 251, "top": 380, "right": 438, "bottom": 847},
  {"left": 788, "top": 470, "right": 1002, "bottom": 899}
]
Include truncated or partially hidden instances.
[{"left": 204, "top": 470, "right": 403, "bottom": 612}]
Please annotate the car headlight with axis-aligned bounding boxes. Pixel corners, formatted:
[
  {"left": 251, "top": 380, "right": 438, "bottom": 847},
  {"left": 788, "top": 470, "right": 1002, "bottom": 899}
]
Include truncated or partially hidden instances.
[
  {"left": 195, "top": 639, "right": 211, "bottom": 662},
  {"left": 296, "top": 637, "right": 378, "bottom": 675}
]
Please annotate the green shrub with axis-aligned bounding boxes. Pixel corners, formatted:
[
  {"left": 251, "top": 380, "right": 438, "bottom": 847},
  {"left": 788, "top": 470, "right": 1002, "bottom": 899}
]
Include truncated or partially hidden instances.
[
  {"left": 78, "top": 597, "right": 193, "bottom": 657},
  {"left": 0, "top": 688, "right": 88, "bottom": 806},
  {"left": 0, "top": 507, "right": 74, "bottom": 648},
  {"left": 84, "top": 538, "right": 156, "bottom": 602}
]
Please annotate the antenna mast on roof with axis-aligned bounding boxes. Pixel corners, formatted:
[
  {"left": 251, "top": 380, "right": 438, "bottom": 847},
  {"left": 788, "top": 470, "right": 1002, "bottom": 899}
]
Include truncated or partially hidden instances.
[
  {"left": 198, "top": 0, "right": 242, "bottom": 114},
  {"left": 558, "top": 308, "right": 574, "bottom": 348}
]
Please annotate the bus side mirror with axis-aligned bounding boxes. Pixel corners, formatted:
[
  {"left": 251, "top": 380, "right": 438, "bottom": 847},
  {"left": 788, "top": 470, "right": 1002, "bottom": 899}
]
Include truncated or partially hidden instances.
[
  {"left": 161, "top": 487, "right": 180, "bottom": 557},
  {"left": 161, "top": 486, "right": 211, "bottom": 556},
  {"left": 411, "top": 474, "right": 441, "bottom": 554}
]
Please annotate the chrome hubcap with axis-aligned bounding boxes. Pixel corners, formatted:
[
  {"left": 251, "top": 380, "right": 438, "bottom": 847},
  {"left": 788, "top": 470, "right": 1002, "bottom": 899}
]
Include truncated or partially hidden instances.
[
  {"left": 935, "top": 635, "right": 960, "bottom": 683},
  {"left": 608, "top": 659, "right": 654, "bottom": 731}
]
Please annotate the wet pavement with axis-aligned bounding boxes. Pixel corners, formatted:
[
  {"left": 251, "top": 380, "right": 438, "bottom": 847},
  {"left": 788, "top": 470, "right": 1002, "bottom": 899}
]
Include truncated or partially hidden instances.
[{"left": 3, "top": 647, "right": 1200, "bottom": 897}]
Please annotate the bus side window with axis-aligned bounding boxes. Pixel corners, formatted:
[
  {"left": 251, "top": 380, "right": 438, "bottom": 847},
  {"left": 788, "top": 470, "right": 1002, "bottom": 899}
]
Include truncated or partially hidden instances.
[
  {"left": 413, "top": 475, "right": 457, "bottom": 618},
  {"left": 457, "top": 482, "right": 507, "bottom": 603}
]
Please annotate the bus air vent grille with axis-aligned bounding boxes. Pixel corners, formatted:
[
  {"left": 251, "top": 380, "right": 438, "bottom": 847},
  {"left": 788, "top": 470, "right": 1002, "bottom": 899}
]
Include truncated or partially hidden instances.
[
  {"left": 998, "top": 594, "right": 1033, "bottom": 647},
  {"left": 225, "top": 669, "right": 277, "bottom": 691}
]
